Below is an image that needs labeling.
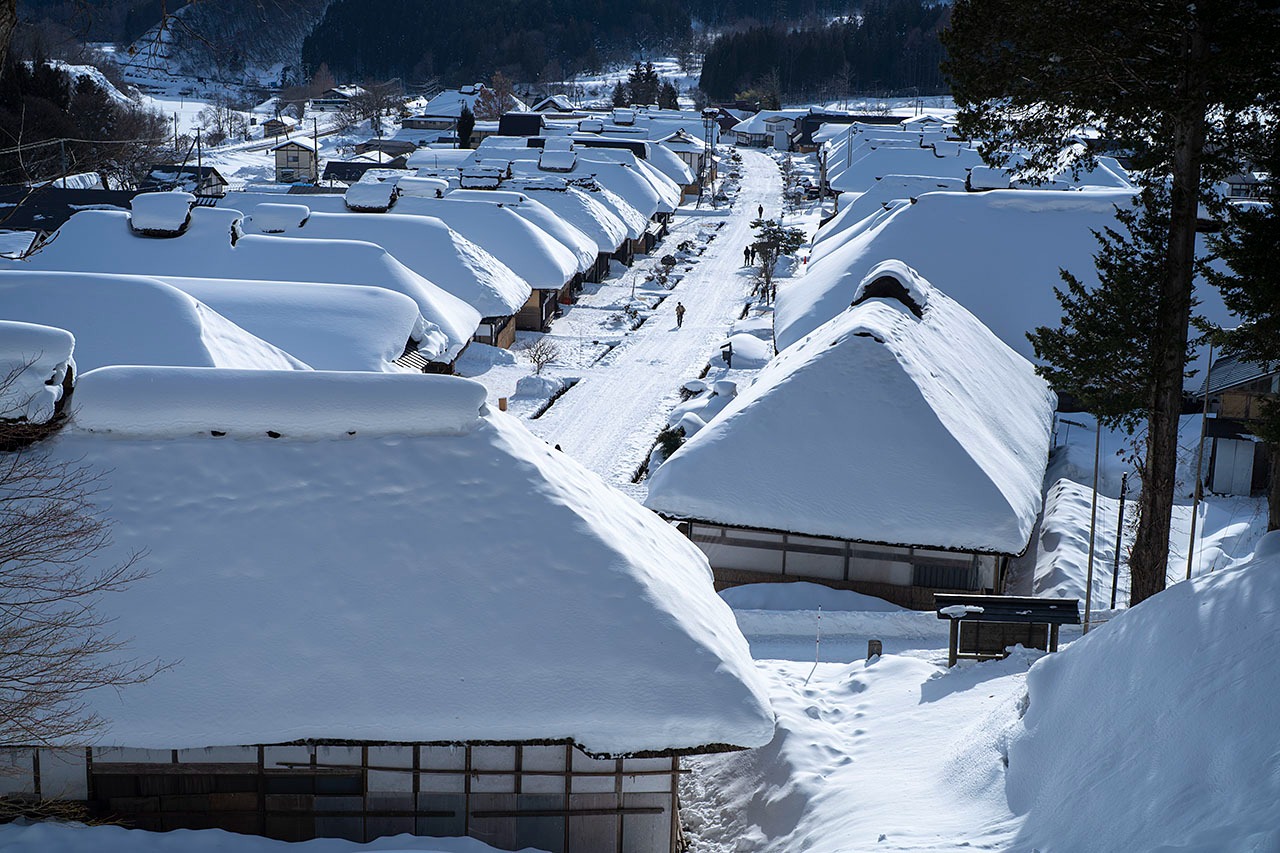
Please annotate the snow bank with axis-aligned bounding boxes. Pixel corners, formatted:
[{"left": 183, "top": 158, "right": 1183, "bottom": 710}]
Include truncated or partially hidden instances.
[
  {"left": 0, "top": 320, "right": 74, "bottom": 422},
  {"left": 1006, "top": 543, "right": 1280, "bottom": 851},
  {"left": 158, "top": 277, "right": 424, "bottom": 373},
  {"left": 709, "top": 332, "right": 771, "bottom": 369},
  {"left": 129, "top": 191, "right": 194, "bottom": 234},
  {"left": 72, "top": 367, "right": 486, "bottom": 437},
  {"left": 0, "top": 822, "right": 544, "bottom": 853},
  {"left": 45, "top": 404, "right": 774, "bottom": 754},
  {"left": 720, "top": 581, "right": 905, "bottom": 612},
  {"left": 240, "top": 205, "right": 532, "bottom": 318},
  {"left": 7, "top": 209, "right": 479, "bottom": 363},
  {"left": 0, "top": 271, "right": 308, "bottom": 372},
  {"left": 648, "top": 261, "right": 1055, "bottom": 555}
]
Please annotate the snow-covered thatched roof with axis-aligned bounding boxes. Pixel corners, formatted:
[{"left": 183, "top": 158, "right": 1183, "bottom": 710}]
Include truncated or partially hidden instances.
[
  {"left": 52, "top": 368, "right": 774, "bottom": 755},
  {"left": 0, "top": 271, "right": 308, "bottom": 373},
  {"left": 0, "top": 320, "right": 74, "bottom": 423},
  {"left": 646, "top": 261, "right": 1056, "bottom": 555},
  {"left": 156, "top": 276, "right": 425, "bottom": 373},
  {"left": 4, "top": 208, "right": 479, "bottom": 364},
  {"left": 509, "top": 180, "right": 630, "bottom": 254},
  {"left": 391, "top": 195, "right": 579, "bottom": 291},
  {"left": 239, "top": 203, "right": 532, "bottom": 318},
  {"left": 776, "top": 189, "right": 1139, "bottom": 356},
  {"left": 447, "top": 188, "right": 599, "bottom": 272}
]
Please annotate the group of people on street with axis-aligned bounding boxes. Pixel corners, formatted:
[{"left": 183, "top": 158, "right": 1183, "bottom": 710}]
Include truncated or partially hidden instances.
[{"left": 743, "top": 245, "right": 759, "bottom": 265}]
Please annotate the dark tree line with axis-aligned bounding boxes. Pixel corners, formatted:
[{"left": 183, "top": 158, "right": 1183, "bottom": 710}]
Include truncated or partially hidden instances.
[
  {"left": 699, "top": 0, "right": 949, "bottom": 101},
  {"left": 302, "top": 0, "right": 692, "bottom": 85},
  {"left": 0, "top": 56, "right": 170, "bottom": 186}
]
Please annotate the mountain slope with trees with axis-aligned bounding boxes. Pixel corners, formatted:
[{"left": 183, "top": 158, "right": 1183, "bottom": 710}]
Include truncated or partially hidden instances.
[{"left": 699, "top": 0, "right": 949, "bottom": 101}]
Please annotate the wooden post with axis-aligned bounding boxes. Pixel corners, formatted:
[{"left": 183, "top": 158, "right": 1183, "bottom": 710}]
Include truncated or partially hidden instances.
[
  {"left": 867, "top": 639, "right": 882, "bottom": 660},
  {"left": 947, "top": 618, "right": 959, "bottom": 667},
  {"left": 1083, "top": 419, "right": 1101, "bottom": 634},
  {"left": 1110, "top": 472, "right": 1128, "bottom": 609},
  {"left": 1049, "top": 623, "right": 1060, "bottom": 653},
  {"left": 1187, "top": 340, "right": 1215, "bottom": 580}
]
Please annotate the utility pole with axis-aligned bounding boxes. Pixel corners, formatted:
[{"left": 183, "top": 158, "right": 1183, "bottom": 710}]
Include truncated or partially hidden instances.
[
  {"left": 58, "top": 139, "right": 67, "bottom": 178},
  {"left": 313, "top": 117, "right": 320, "bottom": 183},
  {"left": 174, "top": 113, "right": 180, "bottom": 153}
]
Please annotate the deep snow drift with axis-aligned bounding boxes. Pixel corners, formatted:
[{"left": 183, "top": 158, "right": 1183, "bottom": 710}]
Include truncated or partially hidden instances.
[{"left": 1005, "top": 536, "right": 1280, "bottom": 852}]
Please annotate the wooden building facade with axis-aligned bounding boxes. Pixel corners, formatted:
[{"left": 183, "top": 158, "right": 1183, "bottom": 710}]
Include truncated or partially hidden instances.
[
  {"left": 678, "top": 520, "right": 1006, "bottom": 610},
  {"left": 0, "top": 741, "right": 684, "bottom": 853}
]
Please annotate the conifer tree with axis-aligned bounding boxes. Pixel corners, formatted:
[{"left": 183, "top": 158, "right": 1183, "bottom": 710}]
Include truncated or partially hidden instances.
[
  {"left": 944, "top": 0, "right": 1279, "bottom": 604},
  {"left": 1204, "top": 126, "right": 1280, "bottom": 528},
  {"left": 659, "top": 81, "right": 680, "bottom": 110},
  {"left": 1029, "top": 186, "right": 1201, "bottom": 434},
  {"left": 456, "top": 103, "right": 475, "bottom": 149}
]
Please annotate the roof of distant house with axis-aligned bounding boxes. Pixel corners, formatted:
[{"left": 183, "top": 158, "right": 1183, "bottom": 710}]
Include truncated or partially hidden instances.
[{"left": 647, "top": 260, "right": 1056, "bottom": 555}]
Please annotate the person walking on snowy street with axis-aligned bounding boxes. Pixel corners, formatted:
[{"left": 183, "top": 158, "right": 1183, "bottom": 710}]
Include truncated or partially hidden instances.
[
  {"left": 757, "top": 204, "right": 764, "bottom": 218},
  {"left": 675, "top": 301, "right": 686, "bottom": 328},
  {"left": 743, "top": 246, "right": 751, "bottom": 265}
]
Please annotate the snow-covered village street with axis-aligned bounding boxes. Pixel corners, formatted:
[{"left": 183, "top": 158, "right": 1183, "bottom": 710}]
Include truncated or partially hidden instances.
[
  {"left": 1, "top": 7, "right": 1280, "bottom": 851},
  {"left": 524, "top": 150, "right": 778, "bottom": 487}
]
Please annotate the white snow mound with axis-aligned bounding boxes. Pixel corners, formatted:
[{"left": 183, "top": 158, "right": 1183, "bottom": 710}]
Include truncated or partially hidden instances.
[{"left": 1006, "top": 539, "right": 1280, "bottom": 851}]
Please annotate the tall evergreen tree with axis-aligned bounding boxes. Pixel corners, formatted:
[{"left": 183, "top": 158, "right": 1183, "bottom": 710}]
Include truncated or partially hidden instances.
[
  {"left": 1029, "top": 186, "right": 1202, "bottom": 433},
  {"left": 944, "top": 0, "right": 1280, "bottom": 605},
  {"left": 455, "top": 104, "right": 475, "bottom": 149},
  {"left": 1205, "top": 126, "right": 1280, "bottom": 529},
  {"left": 659, "top": 81, "right": 680, "bottom": 110}
]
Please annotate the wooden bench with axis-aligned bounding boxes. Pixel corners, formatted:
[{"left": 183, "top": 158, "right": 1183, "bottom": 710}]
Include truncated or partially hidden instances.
[{"left": 935, "top": 594, "right": 1081, "bottom": 666}]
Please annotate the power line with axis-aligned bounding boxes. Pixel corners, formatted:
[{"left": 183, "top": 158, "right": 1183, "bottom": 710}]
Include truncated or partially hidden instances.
[{"left": 0, "top": 136, "right": 167, "bottom": 157}]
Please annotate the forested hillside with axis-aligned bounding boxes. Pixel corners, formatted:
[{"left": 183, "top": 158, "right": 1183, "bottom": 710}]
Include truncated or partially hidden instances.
[
  {"left": 301, "top": 0, "right": 690, "bottom": 83},
  {"left": 700, "top": 0, "right": 949, "bottom": 100},
  {"left": 301, "top": 0, "right": 872, "bottom": 85}
]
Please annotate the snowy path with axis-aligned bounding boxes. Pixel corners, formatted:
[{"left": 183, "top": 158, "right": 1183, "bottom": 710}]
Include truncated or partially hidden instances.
[{"left": 526, "top": 150, "right": 782, "bottom": 490}]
